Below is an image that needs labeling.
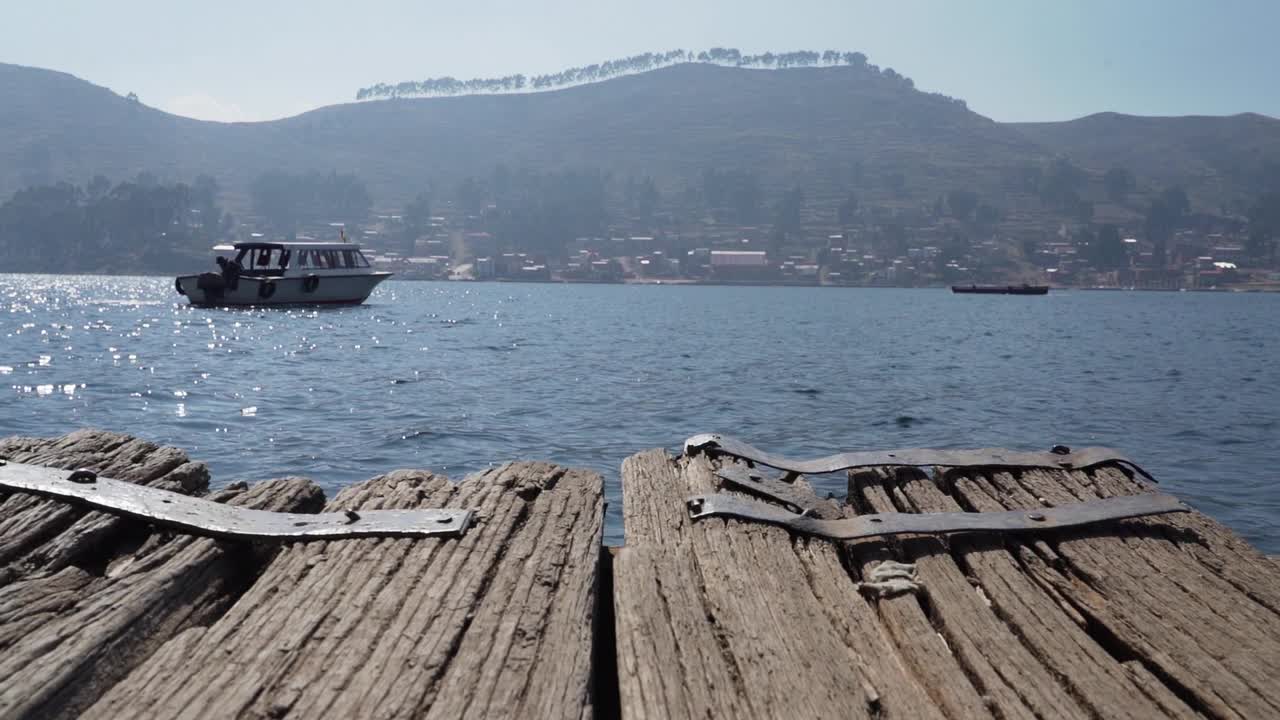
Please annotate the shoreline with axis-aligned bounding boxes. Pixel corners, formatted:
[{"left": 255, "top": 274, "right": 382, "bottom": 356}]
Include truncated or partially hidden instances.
[{"left": 4, "top": 270, "right": 1279, "bottom": 292}]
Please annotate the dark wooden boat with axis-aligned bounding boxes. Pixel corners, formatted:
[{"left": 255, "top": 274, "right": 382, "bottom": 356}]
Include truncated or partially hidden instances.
[{"left": 951, "top": 284, "right": 1049, "bottom": 295}]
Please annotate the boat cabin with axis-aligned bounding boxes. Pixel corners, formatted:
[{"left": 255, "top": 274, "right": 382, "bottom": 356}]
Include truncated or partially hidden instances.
[{"left": 216, "top": 242, "right": 373, "bottom": 278}]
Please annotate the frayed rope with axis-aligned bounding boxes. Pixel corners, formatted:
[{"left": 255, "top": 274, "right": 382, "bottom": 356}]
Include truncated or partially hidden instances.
[{"left": 857, "top": 560, "right": 920, "bottom": 598}]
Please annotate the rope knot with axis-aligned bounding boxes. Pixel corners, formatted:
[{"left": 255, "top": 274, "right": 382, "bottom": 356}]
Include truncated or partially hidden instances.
[{"left": 857, "top": 560, "right": 921, "bottom": 598}]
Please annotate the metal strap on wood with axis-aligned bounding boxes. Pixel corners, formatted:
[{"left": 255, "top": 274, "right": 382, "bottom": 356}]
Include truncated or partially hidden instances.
[
  {"left": 714, "top": 464, "right": 838, "bottom": 516},
  {"left": 684, "top": 433, "right": 1154, "bottom": 480},
  {"left": 0, "top": 460, "right": 474, "bottom": 540},
  {"left": 686, "top": 491, "right": 1188, "bottom": 541}
]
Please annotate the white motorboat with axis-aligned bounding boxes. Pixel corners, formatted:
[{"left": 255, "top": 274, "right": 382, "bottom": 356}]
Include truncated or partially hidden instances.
[{"left": 175, "top": 240, "right": 392, "bottom": 306}]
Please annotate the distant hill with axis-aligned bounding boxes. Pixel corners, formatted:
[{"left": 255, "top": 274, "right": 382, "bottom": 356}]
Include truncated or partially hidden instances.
[
  {"left": 2, "top": 60, "right": 1278, "bottom": 218},
  {"left": 1011, "top": 112, "right": 1280, "bottom": 211},
  {"left": 1, "top": 61, "right": 1044, "bottom": 213}
]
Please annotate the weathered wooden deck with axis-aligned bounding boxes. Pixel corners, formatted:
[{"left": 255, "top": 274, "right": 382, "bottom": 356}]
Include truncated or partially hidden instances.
[{"left": 2, "top": 429, "right": 1278, "bottom": 719}]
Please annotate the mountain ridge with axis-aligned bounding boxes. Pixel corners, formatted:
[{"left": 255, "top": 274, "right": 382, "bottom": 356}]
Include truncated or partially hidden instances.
[{"left": 3, "top": 61, "right": 1279, "bottom": 214}]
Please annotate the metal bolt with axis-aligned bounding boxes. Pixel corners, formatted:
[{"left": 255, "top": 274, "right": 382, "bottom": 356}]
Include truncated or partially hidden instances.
[
  {"left": 1050, "top": 445, "right": 1071, "bottom": 455},
  {"left": 67, "top": 469, "right": 97, "bottom": 484},
  {"left": 1027, "top": 512, "right": 1046, "bottom": 521},
  {"left": 0, "top": 458, "right": 7, "bottom": 467},
  {"left": 437, "top": 516, "right": 453, "bottom": 524},
  {"left": 868, "top": 517, "right": 883, "bottom": 523}
]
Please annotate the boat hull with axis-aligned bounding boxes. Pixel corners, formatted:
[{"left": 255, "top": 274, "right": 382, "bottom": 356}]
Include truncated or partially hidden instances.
[
  {"left": 176, "top": 273, "right": 392, "bottom": 306},
  {"left": 951, "top": 285, "right": 1049, "bottom": 295}
]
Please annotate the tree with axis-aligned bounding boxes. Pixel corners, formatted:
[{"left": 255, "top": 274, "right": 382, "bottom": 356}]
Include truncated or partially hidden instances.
[
  {"left": 454, "top": 177, "right": 487, "bottom": 217},
  {"left": 1087, "top": 224, "right": 1127, "bottom": 270},
  {"left": 1073, "top": 198, "right": 1095, "bottom": 224},
  {"left": 0, "top": 176, "right": 225, "bottom": 273},
  {"left": 354, "top": 47, "right": 899, "bottom": 100},
  {"left": 837, "top": 192, "right": 859, "bottom": 226},
  {"left": 1145, "top": 197, "right": 1180, "bottom": 267},
  {"left": 636, "top": 177, "right": 659, "bottom": 219},
  {"left": 403, "top": 192, "right": 432, "bottom": 254},
  {"left": 1103, "top": 167, "right": 1135, "bottom": 203},
  {"left": 946, "top": 189, "right": 979, "bottom": 220},
  {"left": 1246, "top": 191, "right": 1280, "bottom": 261},
  {"left": 774, "top": 186, "right": 804, "bottom": 236},
  {"left": 87, "top": 175, "right": 111, "bottom": 201},
  {"left": 1039, "top": 158, "right": 1086, "bottom": 210},
  {"left": 1160, "top": 186, "right": 1190, "bottom": 217},
  {"left": 702, "top": 168, "right": 761, "bottom": 224}
]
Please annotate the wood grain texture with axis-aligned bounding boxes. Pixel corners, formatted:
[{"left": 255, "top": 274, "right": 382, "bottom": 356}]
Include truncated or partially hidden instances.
[
  {"left": 851, "top": 467, "right": 1189, "bottom": 719},
  {"left": 618, "top": 448, "right": 1280, "bottom": 720},
  {"left": 871, "top": 463, "right": 1280, "bottom": 719},
  {"left": 615, "top": 450, "right": 951, "bottom": 720},
  {"left": 0, "top": 429, "right": 211, "bottom": 583},
  {"left": 967, "top": 466, "right": 1280, "bottom": 719},
  {"left": 88, "top": 462, "right": 604, "bottom": 720},
  {"left": 0, "top": 431, "right": 325, "bottom": 720}
]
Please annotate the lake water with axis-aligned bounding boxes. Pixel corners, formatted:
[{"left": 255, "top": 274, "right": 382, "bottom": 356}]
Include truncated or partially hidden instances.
[{"left": 1, "top": 275, "right": 1277, "bottom": 550}]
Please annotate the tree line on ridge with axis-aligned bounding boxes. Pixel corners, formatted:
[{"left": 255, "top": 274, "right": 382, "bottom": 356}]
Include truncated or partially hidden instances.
[{"left": 354, "top": 47, "right": 927, "bottom": 101}]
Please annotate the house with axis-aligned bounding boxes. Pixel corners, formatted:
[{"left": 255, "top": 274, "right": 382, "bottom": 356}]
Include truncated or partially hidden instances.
[{"left": 709, "top": 251, "right": 772, "bottom": 281}]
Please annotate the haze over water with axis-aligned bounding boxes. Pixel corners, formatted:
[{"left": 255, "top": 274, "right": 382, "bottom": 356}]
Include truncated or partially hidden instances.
[{"left": 1, "top": 274, "right": 1276, "bottom": 550}]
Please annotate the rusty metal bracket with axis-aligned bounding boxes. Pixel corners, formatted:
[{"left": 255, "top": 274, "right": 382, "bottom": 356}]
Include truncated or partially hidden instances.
[
  {"left": 685, "top": 491, "right": 1188, "bottom": 541},
  {"left": 684, "top": 433, "right": 1154, "bottom": 480},
  {"left": 714, "top": 464, "right": 834, "bottom": 517},
  {"left": 0, "top": 461, "right": 474, "bottom": 541}
]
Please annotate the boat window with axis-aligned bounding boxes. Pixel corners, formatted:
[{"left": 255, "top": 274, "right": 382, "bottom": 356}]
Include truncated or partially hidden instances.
[
  {"left": 279, "top": 249, "right": 291, "bottom": 269},
  {"left": 325, "top": 250, "right": 341, "bottom": 268},
  {"left": 257, "top": 248, "right": 271, "bottom": 268},
  {"left": 342, "top": 250, "right": 357, "bottom": 268},
  {"left": 354, "top": 251, "right": 371, "bottom": 268}
]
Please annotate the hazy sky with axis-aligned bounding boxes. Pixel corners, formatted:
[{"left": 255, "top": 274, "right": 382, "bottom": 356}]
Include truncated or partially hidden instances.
[{"left": 6, "top": 0, "right": 1278, "bottom": 123}]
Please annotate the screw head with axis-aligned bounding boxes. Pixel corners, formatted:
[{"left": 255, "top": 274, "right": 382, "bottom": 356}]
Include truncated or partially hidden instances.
[{"left": 1027, "top": 512, "right": 1046, "bottom": 521}]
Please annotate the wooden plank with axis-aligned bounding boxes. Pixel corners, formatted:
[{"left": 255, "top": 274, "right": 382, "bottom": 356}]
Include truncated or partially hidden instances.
[
  {"left": 0, "top": 432, "right": 325, "bottom": 720},
  {"left": 619, "top": 447, "right": 1280, "bottom": 719},
  {"left": 615, "top": 449, "right": 964, "bottom": 720},
  {"left": 87, "top": 461, "right": 603, "bottom": 720},
  {"left": 0, "top": 430, "right": 210, "bottom": 584},
  {"left": 931, "top": 464, "right": 1280, "bottom": 719},
  {"left": 996, "top": 466, "right": 1280, "bottom": 719},
  {"left": 850, "top": 466, "right": 1189, "bottom": 719}
]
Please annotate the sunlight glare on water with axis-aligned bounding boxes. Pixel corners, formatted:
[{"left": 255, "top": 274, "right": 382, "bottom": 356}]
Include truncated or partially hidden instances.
[{"left": 1, "top": 274, "right": 1277, "bottom": 549}]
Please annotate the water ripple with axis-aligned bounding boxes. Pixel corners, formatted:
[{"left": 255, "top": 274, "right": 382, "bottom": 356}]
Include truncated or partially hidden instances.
[{"left": 0, "top": 275, "right": 1278, "bottom": 549}]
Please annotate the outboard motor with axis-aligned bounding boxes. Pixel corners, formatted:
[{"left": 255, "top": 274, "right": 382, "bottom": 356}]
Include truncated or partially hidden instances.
[{"left": 196, "top": 272, "right": 226, "bottom": 298}]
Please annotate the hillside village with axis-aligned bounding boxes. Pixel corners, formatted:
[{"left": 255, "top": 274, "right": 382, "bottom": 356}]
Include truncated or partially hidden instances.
[
  {"left": 349, "top": 185, "right": 1279, "bottom": 291},
  {"left": 346, "top": 214, "right": 1278, "bottom": 291}
]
